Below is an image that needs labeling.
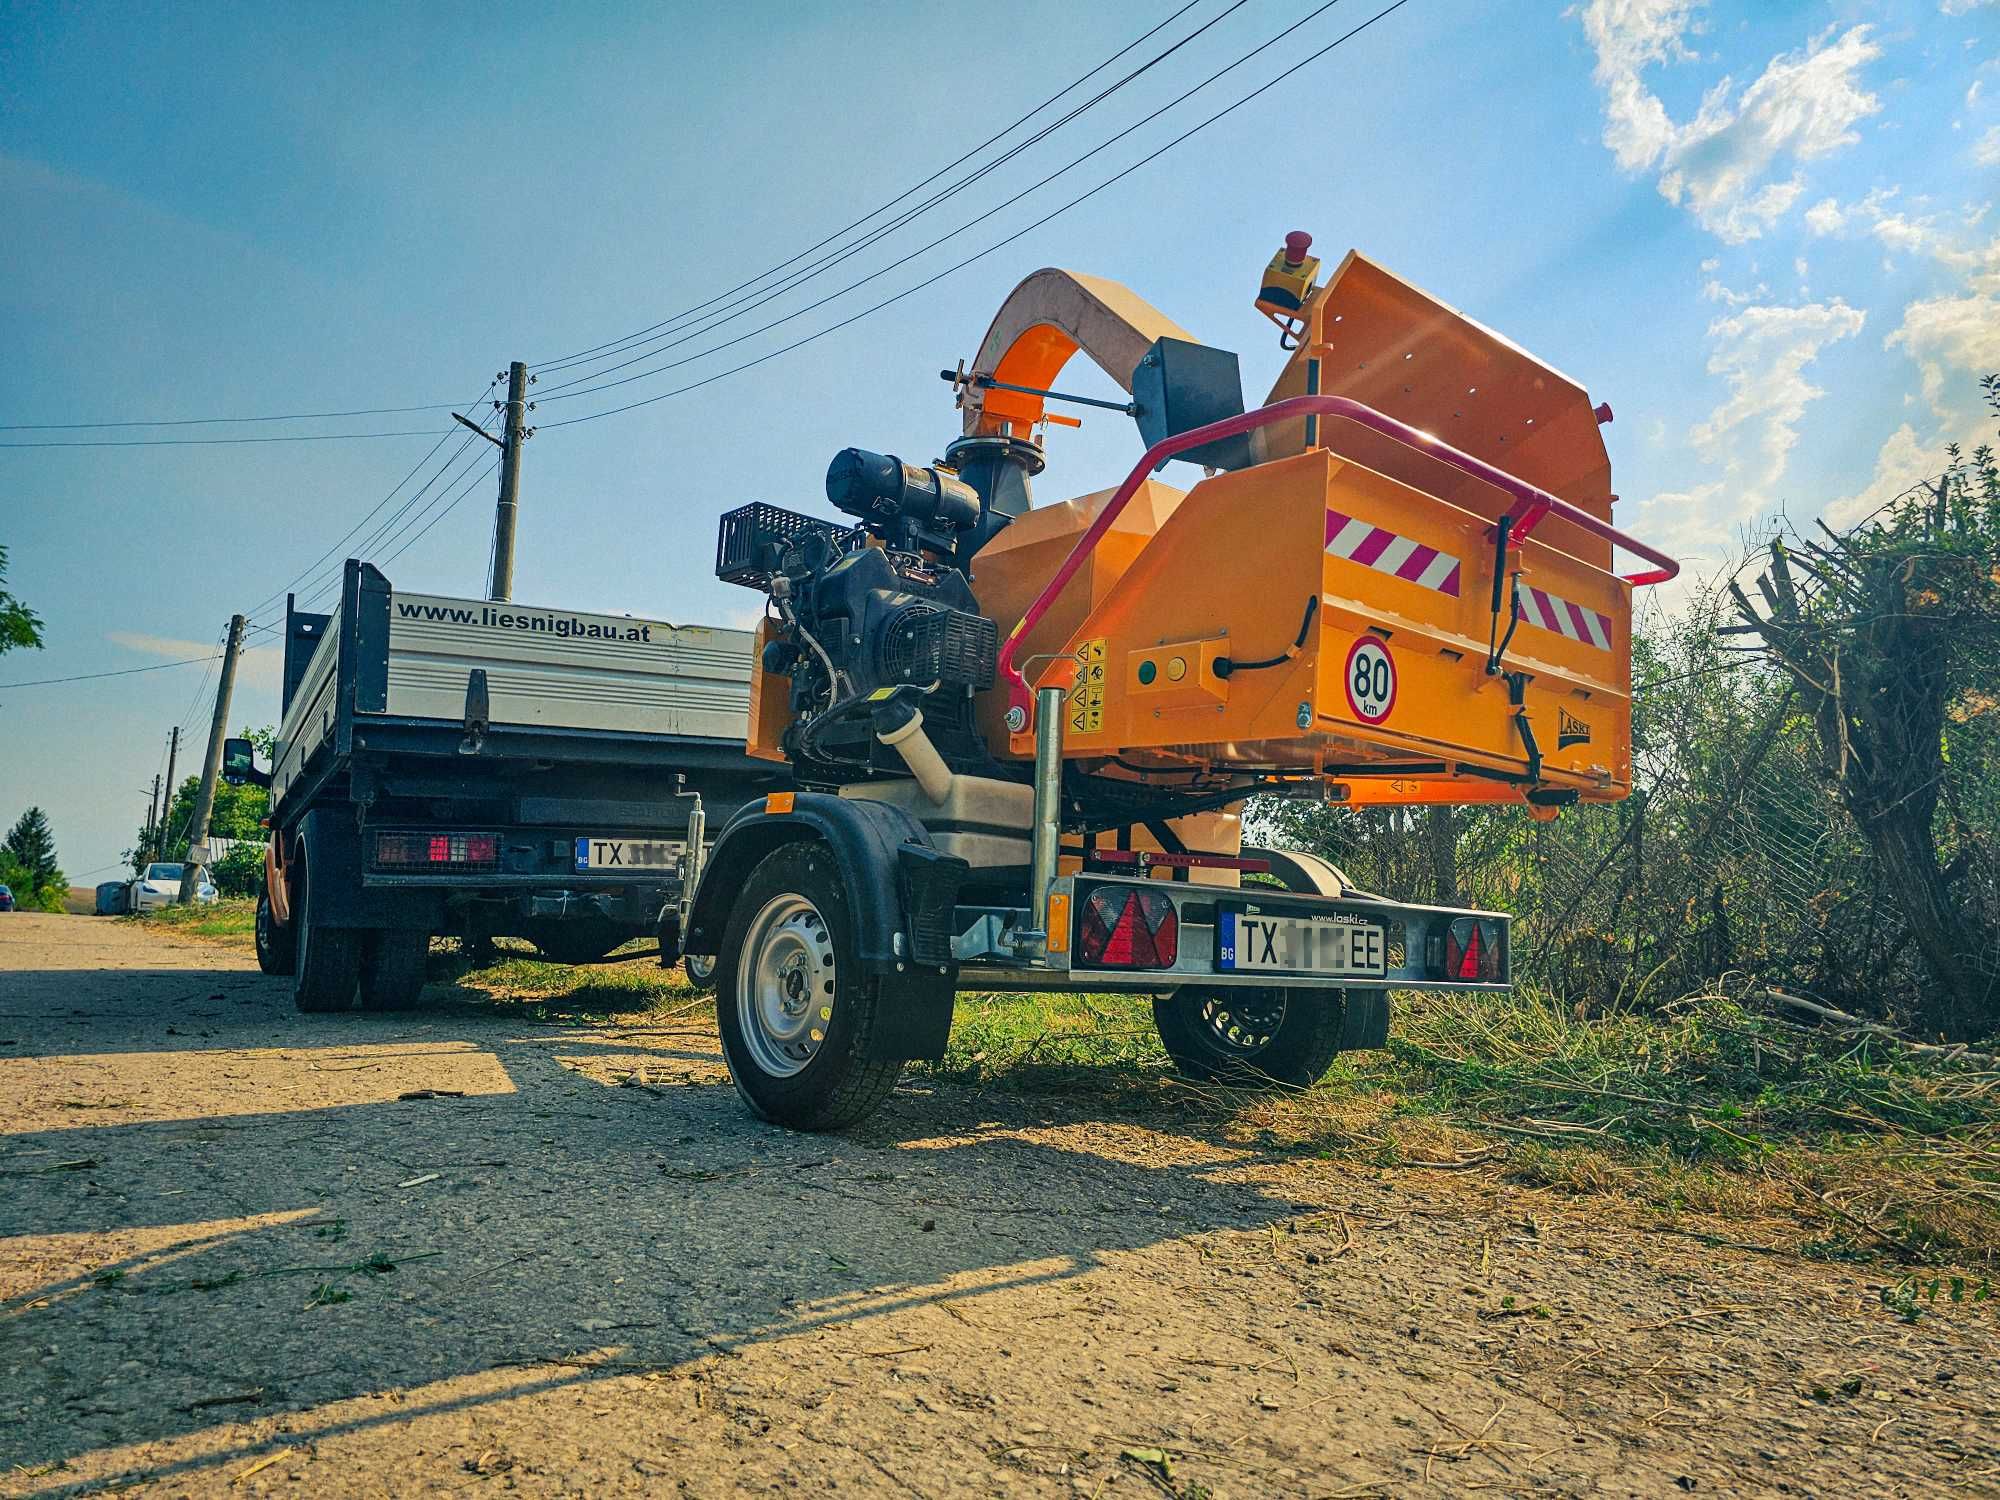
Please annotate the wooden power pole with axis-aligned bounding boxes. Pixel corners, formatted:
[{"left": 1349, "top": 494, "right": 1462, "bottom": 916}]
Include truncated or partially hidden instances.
[
  {"left": 178, "top": 614, "right": 245, "bottom": 904},
  {"left": 159, "top": 726, "right": 180, "bottom": 862},
  {"left": 490, "top": 361, "right": 529, "bottom": 601}
]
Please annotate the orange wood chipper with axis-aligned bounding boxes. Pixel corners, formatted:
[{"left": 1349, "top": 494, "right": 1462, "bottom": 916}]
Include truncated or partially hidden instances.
[{"left": 681, "top": 234, "right": 1677, "bottom": 1130}]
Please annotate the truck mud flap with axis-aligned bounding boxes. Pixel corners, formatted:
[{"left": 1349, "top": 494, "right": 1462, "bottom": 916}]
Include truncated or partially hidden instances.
[{"left": 864, "top": 970, "right": 955, "bottom": 1063}]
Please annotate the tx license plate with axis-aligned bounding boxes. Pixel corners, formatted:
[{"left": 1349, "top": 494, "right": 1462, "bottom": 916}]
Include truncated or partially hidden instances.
[
  {"left": 1217, "top": 907, "right": 1387, "bottom": 978},
  {"left": 574, "top": 836, "right": 681, "bottom": 872}
]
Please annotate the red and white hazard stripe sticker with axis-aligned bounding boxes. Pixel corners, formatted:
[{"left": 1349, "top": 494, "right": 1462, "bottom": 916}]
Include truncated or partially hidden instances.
[
  {"left": 1324, "top": 511, "right": 1461, "bottom": 596},
  {"left": 1519, "top": 583, "right": 1613, "bottom": 651}
]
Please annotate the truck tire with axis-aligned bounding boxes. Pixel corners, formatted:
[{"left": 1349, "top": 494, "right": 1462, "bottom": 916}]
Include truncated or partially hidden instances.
[
  {"left": 1152, "top": 986, "right": 1345, "bottom": 1088},
  {"left": 255, "top": 887, "right": 296, "bottom": 977},
  {"left": 715, "top": 842, "right": 901, "bottom": 1131},
  {"left": 359, "top": 930, "right": 430, "bottom": 1010},
  {"left": 292, "top": 845, "right": 361, "bottom": 1014}
]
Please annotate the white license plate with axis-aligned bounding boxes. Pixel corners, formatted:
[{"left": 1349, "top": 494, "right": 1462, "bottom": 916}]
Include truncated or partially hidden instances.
[
  {"left": 574, "top": 836, "right": 681, "bottom": 872},
  {"left": 1218, "top": 908, "right": 1387, "bottom": 978}
]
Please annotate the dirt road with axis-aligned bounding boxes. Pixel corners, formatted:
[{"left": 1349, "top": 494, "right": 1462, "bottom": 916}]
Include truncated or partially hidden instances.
[{"left": 1, "top": 912, "right": 1993, "bottom": 1497}]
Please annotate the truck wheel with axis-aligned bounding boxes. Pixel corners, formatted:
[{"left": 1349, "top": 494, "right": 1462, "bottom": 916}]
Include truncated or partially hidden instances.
[
  {"left": 292, "top": 847, "right": 361, "bottom": 1014},
  {"left": 1152, "top": 986, "right": 1344, "bottom": 1087},
  {"left": 716, "top": 843, "right": 900, "bottom": 1131},
  {"left": 255, "top": 888, "right": 296, "bottom": 976},
  {"left": 682, "top": 951, "right": 717, "bottom": 992},
  {"left": 359, "top": 930, "right": 430, "bottom": 1010}
]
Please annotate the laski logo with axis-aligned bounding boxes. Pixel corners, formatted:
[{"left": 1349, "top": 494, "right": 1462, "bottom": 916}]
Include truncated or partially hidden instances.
[{"left": 1557, "top": 707, "right": 1591, "bottom": 749}]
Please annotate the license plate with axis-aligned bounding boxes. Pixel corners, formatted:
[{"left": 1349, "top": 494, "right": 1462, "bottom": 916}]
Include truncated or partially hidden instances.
[
  {"left": 1217, "top": 907, "right": 1387, "bottom": 978},
  {"left": 574, "top": 836, "right": 681, "bottom": 872}
]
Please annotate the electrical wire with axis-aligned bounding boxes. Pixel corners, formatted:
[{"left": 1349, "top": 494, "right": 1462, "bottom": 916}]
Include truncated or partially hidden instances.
[
  {"left": 537, "top": 0, "right": 1345, "bottom": 409},
  {"left": 242, "top": 380, "right": 500, "bottom": 625},
  {"left": 0, "top": 654, "right": 222, "bottom": 689},
  {"left": 528, "top": 0, "right": 1251, "bottom": 397},
  {"left": 0, "top": 401, "right": 467, "bottom": 433},
  {"left": 528, "top": 0, "right": 1214, "bottom": 374},
  {"left": 540, "top": 0, "right": 1411, "bottom": 430},
  {"left": 0, "top": 428, "right": 457, "bottom": 449}
]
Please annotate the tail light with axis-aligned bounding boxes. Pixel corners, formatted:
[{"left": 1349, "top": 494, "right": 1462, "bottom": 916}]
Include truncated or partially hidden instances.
[
  {"left": 1439, "top": 918, "right": 1505, "bottom": 982},
  {"left": 374, "top": 832, "right": 500, "bottom": 871},
  {"left": 1077, "top": 886, "right": 1179, "bottom": 969}
]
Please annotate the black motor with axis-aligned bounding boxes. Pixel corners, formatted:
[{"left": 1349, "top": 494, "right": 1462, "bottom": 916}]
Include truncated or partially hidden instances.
[{"left": 715, "top": 447, "right": 1002, "bottom": 782}]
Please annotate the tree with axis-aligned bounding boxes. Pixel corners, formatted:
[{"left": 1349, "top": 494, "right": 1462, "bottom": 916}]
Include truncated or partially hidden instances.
[
  {"left": 3, "top": 807, "right": 68, "bottom": 912},
  {"left": 0, "top": 546, "right": 45, "bottom": 656},
  {"left": 1730, "top": 379, "right": 2000, "bottom": 1040},
  {"left": 132, "top": 726, "right": 274, "bottom": 875}
]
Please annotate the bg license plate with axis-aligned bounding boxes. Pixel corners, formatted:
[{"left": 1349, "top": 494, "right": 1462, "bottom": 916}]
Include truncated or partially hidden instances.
[
  {"left": 574, "top": 836, "right": 680, "bottom": 872},
  {"left": 1217, "top": 906, "right": 1387, "bottom": 978}
]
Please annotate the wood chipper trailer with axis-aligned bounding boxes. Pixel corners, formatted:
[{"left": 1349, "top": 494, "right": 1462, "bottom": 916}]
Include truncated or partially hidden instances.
[{"left": 684, "top": 234, "right": 1678, "bottom": 1130}]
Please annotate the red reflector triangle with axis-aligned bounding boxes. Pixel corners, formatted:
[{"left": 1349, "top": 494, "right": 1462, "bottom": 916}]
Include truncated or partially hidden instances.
[
  {"left": 1456, "top": 922, "right": 1481, "bottom": 979},
  {"left": 1101, "top": 895, "right": 1144, "bottom": 966}
]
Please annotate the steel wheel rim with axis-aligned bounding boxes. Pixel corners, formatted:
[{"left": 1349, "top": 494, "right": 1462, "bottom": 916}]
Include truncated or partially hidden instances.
[
  {"left": 736, "top": 893, "right": 836, "bottom": 1078},
  {"left": 685, "top": 951, "right": 716, "bottom": 983},
  {"left": 1197, "top": 990, "right": 1285, "bottom": 1057}
]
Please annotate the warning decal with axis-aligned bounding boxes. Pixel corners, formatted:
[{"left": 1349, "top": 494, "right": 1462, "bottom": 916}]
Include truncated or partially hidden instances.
[{"left": 1068, "top": 637, "right": 1106, "bottom": 735}]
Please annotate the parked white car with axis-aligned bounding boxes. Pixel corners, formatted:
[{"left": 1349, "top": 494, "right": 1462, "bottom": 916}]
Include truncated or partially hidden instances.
[{"left": 130, "top": 863, "right": 217, "bottom": 910}]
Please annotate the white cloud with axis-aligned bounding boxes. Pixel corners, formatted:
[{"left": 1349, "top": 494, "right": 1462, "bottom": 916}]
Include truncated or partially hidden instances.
[
  {"left": 1804, "top": 197, "right": 1844, "bottom": 234},
  {"left": 1975, "top": 125, "right": 2000, "bottom": 168},
  {"left": 1690, "top": 297, "right": 1868, "bottom": 509},
  {"left": 1579, "top": 7, "right": 1884, "bottom": 242},
  {"left": 1825, "top": 424, "right": 1933, "bottom": 527},
  {"left": 1887, "top": 233, "right": 2000, "bottom": 414},
  {"left": 1940, "top": 0, "right": 1996, "bottom": 15}
]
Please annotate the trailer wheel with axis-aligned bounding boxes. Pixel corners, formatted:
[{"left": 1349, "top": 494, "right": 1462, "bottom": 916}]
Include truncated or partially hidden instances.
[
  {"left": 291, "top": 846, "right": 361, "bottom": 1014},
  {"left": 1152, "top": 986, "right": 1344, "bottom": 1087},
  {"left": 358, "top": 930, "right": 430, "bottom": 1010},
  {"left": 716, "top": 843, "right": 900, "bottom": 1131},
  {"left": 682, "top": 951, "right": 717, "bottom": 992},
  {"left": 255, "top": 888, "right": 296, "bottom": 977}
]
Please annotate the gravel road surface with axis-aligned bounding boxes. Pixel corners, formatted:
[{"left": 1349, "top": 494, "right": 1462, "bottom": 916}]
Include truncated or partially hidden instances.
[{"left": 2, "top": 912, "right": 1993, "bottom": 1497}]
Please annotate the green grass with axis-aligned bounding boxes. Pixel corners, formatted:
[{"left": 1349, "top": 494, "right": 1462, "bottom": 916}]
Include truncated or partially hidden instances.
[
  {"left": 924, "top": 985, "right": 2000, "bottom": 1267},
  {"left": 127, "top": 897, "right": 257, "bottom": 945},
  {"left": 138, "top": 903, "right": 1998, "bottom": 1267}
]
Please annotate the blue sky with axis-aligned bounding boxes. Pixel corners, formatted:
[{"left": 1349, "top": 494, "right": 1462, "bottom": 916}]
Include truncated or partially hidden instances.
[{"left": 1, "top": 0, "right": 1994, "bottom": 882}]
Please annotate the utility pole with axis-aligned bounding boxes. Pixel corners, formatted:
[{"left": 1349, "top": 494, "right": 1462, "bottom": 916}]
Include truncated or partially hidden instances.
[
  {"left": 159, "top": 726, "right": 180, "bottom": 862},
  {"left": 490, "top": 361, "right": 529, "bottom": 600},
  {"left": 178, "top": 614, "right": 245, "bottom": 904},
  {"left": 144, "top": 774, "right": 162, "bottom": 863}
]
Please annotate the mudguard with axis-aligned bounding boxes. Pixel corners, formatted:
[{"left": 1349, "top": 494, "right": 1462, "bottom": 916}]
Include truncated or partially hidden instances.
[
  {"left": 685, "top": 793, "right": 963, "bottom": 975},
  {"left": 685, "top": 793, "right": 966, "bottom": 1062}
]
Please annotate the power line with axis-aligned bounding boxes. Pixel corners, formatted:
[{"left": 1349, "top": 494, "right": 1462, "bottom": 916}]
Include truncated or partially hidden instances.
[
  {"left": 537, "top": 0, "right": 1340, "bottom": 411},
  {"left": 380, "top": 456, "right": 503, "bottom": 572},
  {"left": 0, "top": 427, "right": 452, "bottom": 450},
  {"left": 0, "top": 654, "right": 221, "bottom": 689},
  {"left": 528, "top": 0, "right": 1215, "bottom": 375},
  {"left": 242, "top": 380, "right": 500, "bottom": 624},
  {"left": 528, "top": 0, "right": 1250, "bottom": 397},
  {"left": 0, "top": 401, "right": 464, "bottom": 433},
  {"left": 542, "top": 0, "right": 1411, "bottom": 430}
]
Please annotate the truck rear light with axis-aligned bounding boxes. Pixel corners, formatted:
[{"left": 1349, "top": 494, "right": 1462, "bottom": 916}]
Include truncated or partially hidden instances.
[
  {"left": 1439, "top": 918, "right": 1505, "bottom": 982},
  {"left": 1077, "top": 886, "right": 1179, "bottom": 969},
  {"left": 374, "top": 832, "right": 500, "bottom": 870}
]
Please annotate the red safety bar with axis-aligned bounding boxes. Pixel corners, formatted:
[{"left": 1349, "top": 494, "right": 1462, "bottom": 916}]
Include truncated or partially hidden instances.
[{"left": 997, "top": 394, "right": 1678, "bottom": 723}]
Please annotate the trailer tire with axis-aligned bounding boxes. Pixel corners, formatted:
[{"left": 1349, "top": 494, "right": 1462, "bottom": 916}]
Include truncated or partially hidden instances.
[
  {"left": 682, "top": 951, "right": 717, "bottom": 992},
  {"left": 359, "top": 930, "right": 430, "bottom": 1010},
  {"left": 1152, "top": 986, "right": 1345, "bottom": 1088},
  {"left": 291, "top": 847, "right": 361, "bottom": 1014},
  {"left": 255, "top": 888, "right": 296, "bottom": 976},
  {"left": 716, "top": 842, "right": 901, "bottom": 1131}
]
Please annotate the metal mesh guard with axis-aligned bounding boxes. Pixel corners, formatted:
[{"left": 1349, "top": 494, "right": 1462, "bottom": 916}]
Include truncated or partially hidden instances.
[{"left": 715, "top": 504, "right": 857, "bottom": 588}]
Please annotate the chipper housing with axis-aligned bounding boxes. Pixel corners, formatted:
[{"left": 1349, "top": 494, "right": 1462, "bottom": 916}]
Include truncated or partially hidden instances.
[{"left": 690, "top": 237, "right": 1675, "bottom": 1131}]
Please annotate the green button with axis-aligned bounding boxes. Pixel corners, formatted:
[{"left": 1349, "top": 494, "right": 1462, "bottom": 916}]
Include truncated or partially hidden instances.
[{"left": 1137, "top": 659, "right": 1157, "bottom": 685}]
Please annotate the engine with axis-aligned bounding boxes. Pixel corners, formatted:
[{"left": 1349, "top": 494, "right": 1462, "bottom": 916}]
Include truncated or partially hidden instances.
[{"left": 715, "top": 446, "right": 1007, "bottom": 784}]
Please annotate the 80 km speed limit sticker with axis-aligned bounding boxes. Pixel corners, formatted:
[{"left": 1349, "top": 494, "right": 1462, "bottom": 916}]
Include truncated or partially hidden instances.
[{"left": 1343, "top": 637, "right": 1397, "bottom": 723}]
